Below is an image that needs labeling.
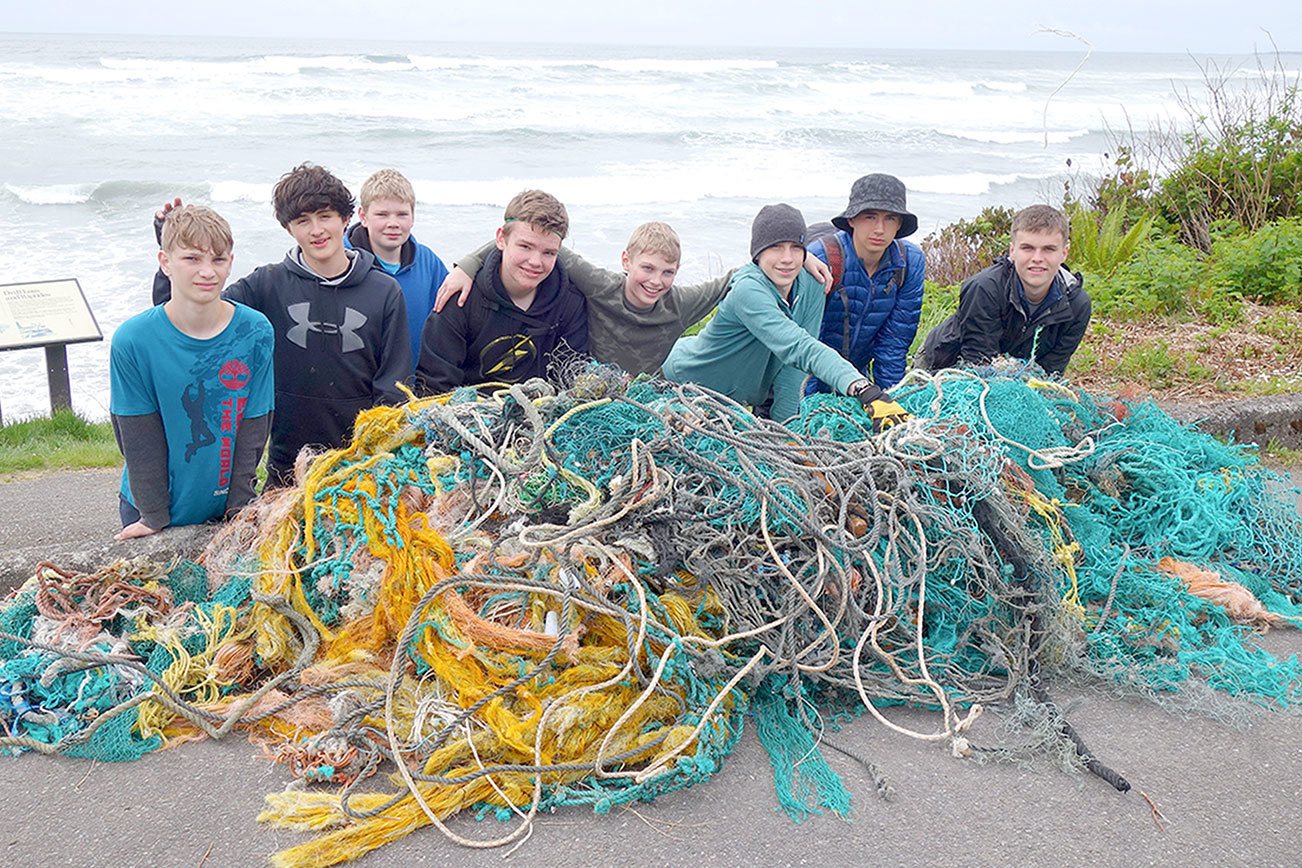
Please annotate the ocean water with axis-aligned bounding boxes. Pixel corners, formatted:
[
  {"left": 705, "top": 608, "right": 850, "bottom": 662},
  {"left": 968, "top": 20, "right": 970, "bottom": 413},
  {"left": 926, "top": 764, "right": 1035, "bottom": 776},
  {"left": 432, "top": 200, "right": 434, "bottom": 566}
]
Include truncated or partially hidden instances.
[{"left": 0, "top": 32, "right": 1293, "bottom": 421}]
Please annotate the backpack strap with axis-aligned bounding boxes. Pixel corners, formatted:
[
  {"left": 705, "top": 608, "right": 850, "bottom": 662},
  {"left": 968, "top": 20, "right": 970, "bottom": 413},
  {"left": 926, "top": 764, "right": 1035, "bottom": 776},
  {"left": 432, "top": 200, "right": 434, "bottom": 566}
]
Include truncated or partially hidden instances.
[
  {"left": 823, "top": 232, "right": 845, "bottom": 292},
  {"left": 889, "top": 240, "right": 907, "bottom": 292},
  {"left": 819, "top": 234, "right": 851, "bottom": 357}
]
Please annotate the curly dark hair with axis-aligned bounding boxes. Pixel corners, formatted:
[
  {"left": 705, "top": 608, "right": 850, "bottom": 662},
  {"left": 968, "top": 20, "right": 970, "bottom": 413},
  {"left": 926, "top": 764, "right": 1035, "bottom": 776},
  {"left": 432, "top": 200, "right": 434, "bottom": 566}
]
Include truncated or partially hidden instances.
[{"left": 272, "top": 162, "right": 355, "bottom": 227}]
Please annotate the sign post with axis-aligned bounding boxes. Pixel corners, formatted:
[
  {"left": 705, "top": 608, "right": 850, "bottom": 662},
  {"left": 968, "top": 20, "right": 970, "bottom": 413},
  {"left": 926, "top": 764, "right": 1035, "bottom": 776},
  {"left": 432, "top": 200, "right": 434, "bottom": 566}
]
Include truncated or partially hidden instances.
[{"left": 0, "top": 278, "right": 102, "bottom": 424}]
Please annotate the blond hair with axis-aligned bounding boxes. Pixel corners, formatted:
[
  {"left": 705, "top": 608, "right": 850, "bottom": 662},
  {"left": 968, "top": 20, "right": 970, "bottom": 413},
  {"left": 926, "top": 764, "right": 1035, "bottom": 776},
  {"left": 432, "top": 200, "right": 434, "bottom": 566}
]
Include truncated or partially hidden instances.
[
  {"left": 503, "top": 189, "right": 569, "bottom": 240},
  {"left": 161, "top": 205, "right": 234, "bottom": 255},
  {"left": 625, "top": 221, "right": 681, "bottom": 262},
  {"left": 1011, "top": 204, "right": 1070, "bottom": 242},
  {"left": 360, "top": 168, "right": 416, "bottom": 209}
]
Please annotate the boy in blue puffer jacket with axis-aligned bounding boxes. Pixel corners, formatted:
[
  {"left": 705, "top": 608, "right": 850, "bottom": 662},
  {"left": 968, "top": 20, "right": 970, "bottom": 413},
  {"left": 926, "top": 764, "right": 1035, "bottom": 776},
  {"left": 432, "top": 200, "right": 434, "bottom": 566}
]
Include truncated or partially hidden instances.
[{"left": 804, "top": 173, "right": 926, "bottom": 393}]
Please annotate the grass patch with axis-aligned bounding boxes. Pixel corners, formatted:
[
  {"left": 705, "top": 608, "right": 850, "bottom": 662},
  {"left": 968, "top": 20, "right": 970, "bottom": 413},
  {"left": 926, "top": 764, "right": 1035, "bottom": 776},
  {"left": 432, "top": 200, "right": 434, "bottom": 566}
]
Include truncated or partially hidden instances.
[
  {"left": 910, "top": 280, "right": 959, "bottom": 357},
  {"left": 1255, "top": 310, "right": 1302, "bottom": 344},
  {"left": 1226, "top": 375, "right": 1302, "bottom": 396},
  {"left": 1116, "top": 339, "right": 1179, "bottom": 388},
  {"left": 1263, "top": 439, "right": 1302, "bottom": 465},
  {"left": 683, "top": 309, "right": 714, "bottom": 337},
  {"left": 0, "top": 410, "right": 121, "bottom": 476},
  {"left": 1110, "top": 338, "right": 1218, "bottom": 390}
]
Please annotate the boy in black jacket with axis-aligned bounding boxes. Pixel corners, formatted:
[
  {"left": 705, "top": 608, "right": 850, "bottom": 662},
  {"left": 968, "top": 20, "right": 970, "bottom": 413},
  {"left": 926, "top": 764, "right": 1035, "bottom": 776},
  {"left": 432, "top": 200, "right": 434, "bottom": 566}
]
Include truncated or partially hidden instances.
[
  {"left": 415, "top": 190, "right": 587, "bottom": 393},
  {"left": 919, "top": 204, "right": 1090, "bottom": 377},
  {"left": 154, "top": 164, "right": 410, "bottom": 486}
]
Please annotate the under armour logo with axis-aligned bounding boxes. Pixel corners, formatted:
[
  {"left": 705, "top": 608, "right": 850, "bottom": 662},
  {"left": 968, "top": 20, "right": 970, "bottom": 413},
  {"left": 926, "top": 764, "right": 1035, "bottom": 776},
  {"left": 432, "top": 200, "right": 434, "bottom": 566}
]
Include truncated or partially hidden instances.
[{"left": 286, "top": 303, "right": 367, "bottom": 352}]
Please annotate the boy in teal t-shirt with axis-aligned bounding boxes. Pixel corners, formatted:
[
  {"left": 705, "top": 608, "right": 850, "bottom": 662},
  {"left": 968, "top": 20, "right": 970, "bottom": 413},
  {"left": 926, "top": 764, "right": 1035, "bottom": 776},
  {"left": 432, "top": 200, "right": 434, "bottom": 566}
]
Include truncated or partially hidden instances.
[{"left": 110, "top": 205, "right": 274, "bottom": 539}]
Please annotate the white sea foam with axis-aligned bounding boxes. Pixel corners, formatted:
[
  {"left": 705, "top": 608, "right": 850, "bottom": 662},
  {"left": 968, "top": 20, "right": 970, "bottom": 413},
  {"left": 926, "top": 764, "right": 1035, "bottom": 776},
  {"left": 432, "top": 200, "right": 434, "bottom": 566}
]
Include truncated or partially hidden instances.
[
  {"left": 208, "top": 181, "right": 275, "bottom": 203},
  {"left": 99, "top": 54, "right": 416, "bottom": 77},
  {"left": 3, "top": 183, "right": 93, "bottom": 205},
  {"left": 938, "top": 128, "right": 1092, "bottom": 145},
  {"left": 807, "top": 78, "right": 979, "bottom": 99},
  {"left": 827, "top": 61, "right": 893, "bottom": 73},
  {"left": 0, "top": 164, "right": 1046, "bottom": 216},
  {"left": 81, "top": 53, "right": 786, "bottom": 79},
  {"left": 407, "top": 55, "right": 780, "bottom": 74},
  {"left": 903, "top": 172, "right": 1027, "bottom": 196}
]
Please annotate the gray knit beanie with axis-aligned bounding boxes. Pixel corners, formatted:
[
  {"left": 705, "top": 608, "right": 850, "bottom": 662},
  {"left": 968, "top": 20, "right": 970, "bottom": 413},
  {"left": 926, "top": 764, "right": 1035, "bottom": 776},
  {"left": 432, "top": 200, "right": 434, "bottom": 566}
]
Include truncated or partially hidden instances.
[{"left": 750, "top": 203, "right": 807, "bottom": 261}]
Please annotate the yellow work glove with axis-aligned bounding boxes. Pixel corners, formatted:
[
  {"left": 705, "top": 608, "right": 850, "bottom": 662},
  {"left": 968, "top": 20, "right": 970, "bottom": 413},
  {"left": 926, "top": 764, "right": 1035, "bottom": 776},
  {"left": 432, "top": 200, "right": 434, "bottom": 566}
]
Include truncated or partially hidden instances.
[
  {"left": 868, "top": 398, "right": 910, "bottom": 432},
  {"left": 850, "top": 380, "right": 911, "bottom": 434}
]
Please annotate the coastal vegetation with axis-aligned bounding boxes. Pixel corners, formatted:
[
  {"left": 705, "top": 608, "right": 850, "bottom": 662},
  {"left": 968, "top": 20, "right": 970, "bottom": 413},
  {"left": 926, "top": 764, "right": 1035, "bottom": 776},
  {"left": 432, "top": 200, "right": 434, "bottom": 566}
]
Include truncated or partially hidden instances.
[
  {"left": 0, "top": 410, "right": 119, "bottom": 476},
  {"left": 918, "top": 50, "right": 1302, "bottom": 397}
]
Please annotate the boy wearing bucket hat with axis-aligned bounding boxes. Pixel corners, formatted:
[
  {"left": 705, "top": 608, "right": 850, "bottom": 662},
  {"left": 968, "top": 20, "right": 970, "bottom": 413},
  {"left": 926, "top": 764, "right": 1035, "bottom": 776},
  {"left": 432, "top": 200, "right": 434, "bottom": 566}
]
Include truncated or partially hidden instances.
[
  {"left": 805, "top": 174, "right": 926, "bottom": 398},
  {"left": 663, "top": 204, "right": 907, "bottom": 428}
]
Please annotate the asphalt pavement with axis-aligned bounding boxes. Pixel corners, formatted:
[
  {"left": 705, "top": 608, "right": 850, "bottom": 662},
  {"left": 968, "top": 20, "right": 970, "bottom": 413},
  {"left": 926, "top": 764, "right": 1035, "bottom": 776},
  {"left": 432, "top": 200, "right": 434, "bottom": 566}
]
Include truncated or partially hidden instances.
[
  {"left": 0, "top": 468, "right": 1300, "bottom": 867},
  {"left": 0, "top": 467, "right": 212, "bottom": 592}
]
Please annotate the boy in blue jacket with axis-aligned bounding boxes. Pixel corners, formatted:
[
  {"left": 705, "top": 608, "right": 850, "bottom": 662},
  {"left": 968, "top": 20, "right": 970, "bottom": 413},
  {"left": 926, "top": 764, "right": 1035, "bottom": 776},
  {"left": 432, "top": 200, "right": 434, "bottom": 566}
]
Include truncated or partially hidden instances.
[
  {"left": 345, "top": 168, "right": 449, "bottom": 373},
  {"left": 807, "top": 173, "right": 926, "bottom": 392}
]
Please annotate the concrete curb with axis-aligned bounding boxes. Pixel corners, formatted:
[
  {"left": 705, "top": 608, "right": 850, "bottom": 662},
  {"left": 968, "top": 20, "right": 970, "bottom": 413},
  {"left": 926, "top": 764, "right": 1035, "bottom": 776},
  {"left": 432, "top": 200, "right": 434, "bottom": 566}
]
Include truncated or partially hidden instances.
[
  {"left": 0, "top": 468, "right": 215, "bottom": 593},
  {"left": 0, "top": 524, "right": 215, "bottom": 593},
  {"left": 1158, "top": 392, "right": 1302, "bottom": 450}
]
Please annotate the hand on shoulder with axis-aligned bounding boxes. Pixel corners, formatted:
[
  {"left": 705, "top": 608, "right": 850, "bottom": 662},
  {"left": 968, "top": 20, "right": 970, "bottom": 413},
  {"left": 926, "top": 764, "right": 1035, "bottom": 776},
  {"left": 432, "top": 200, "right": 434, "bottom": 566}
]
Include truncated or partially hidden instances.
[{"left": 434, "top": 267, "right": 475, "bottom": 312}]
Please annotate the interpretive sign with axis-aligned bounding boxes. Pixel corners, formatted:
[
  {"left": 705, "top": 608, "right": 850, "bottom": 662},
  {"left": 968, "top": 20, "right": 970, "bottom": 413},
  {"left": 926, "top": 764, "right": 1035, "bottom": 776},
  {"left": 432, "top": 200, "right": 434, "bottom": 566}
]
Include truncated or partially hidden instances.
[
  {"left": 0, "top": 278, "right": 102, "bottom": 422},
  {"left": 0, "top": 279, "right": 101, "bottom": 351}
]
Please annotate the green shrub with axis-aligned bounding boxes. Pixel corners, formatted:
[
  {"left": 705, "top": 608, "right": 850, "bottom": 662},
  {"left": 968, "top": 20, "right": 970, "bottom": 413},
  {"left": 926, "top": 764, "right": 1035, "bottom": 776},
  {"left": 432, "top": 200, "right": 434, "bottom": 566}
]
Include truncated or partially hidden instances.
[
  {"left": 1088, "top": 146, "right": 1161, "bottom": 228},
  {"left": 1156, "top": 57, "right": 1302, "bottom": 248},
  {"left": 1091, "top": 52, "right": 1302, "bottom": 251},
  {"left": 1209, "top": 217, "right": 1302, "bottom": 306},
  {"left": 1158, "top": 111, "right": 1302, "bottom": 248},
  {"left": 1088, "top": 237, "right": 1207, "bottom": 319},
  {"left": 1198, "top": 285, "right": 1247, "bottom": 325},
  {"left": 910, "top": 280, "right": 960, "bottom": 357},
  {"left": 1068, "top": 205, "right": 1154, "bottom": 277}
]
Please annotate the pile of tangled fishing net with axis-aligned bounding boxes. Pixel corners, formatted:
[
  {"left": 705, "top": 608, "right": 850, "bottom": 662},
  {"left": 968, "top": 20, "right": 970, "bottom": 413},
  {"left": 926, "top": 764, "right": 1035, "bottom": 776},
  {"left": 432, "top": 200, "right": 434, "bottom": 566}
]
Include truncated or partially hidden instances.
[{"left": 2, "top": 361, "right": 1300, "bottom": 866}]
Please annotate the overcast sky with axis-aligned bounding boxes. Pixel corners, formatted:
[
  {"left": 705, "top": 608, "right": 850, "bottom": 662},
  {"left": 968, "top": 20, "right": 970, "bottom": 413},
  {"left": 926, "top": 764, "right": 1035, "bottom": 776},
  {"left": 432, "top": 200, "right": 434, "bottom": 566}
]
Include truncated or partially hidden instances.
[{"left": 4, "top": 1, "right": 1299, "bottom": 53}]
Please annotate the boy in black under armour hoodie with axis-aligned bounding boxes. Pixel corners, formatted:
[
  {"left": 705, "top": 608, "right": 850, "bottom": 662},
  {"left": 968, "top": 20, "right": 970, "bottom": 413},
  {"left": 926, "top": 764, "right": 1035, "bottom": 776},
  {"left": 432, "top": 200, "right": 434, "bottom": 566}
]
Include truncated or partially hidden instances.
[
  {"left": 153, "top": 164, "right": 410, "bottom": 487},
  {"left": 414, "top": 190, "right": 587, "bottom": 394}
]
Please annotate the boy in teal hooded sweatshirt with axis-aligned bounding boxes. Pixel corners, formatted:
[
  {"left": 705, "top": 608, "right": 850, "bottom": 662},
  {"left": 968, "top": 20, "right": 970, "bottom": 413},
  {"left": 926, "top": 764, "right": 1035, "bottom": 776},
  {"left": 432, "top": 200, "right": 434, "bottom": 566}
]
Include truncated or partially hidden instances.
[{"left": 662, "top": 204, "right": 907, "bottom": 427}]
